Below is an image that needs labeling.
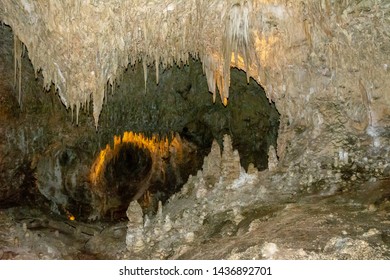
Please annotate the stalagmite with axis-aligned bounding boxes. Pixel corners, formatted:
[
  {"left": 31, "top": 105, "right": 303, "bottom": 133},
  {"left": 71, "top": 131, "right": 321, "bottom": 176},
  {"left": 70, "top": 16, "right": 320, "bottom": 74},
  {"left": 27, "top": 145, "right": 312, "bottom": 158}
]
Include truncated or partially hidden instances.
[
  {"left": 202, "top": 140, "right": 221, "bottom": 186},
  {"left": 267, "top": 145, "right": 278, "bottom": 172},
  {"left": 221, "top": 135, "right": 241, "bottom": 183},
  {"left": 126, "top": 201, "right": 145, "bottom": 253}
]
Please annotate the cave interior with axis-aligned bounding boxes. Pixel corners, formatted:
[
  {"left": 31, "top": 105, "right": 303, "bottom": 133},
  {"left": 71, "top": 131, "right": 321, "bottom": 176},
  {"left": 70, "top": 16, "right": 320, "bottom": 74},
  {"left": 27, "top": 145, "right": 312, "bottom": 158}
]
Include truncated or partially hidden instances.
[{"left": 0, "top": 0, "right": 389, "bottom": 260}]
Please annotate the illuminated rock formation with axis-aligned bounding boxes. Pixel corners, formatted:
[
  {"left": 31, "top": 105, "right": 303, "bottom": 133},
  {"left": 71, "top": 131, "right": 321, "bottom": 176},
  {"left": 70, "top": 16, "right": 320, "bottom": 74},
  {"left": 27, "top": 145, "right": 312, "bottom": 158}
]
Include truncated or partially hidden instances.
[
  {"left": 88, "top": 131, "right": 197, "bottom": 220},
  {"left": 1, "top": 0, "right": 388, "bottom": 167}
]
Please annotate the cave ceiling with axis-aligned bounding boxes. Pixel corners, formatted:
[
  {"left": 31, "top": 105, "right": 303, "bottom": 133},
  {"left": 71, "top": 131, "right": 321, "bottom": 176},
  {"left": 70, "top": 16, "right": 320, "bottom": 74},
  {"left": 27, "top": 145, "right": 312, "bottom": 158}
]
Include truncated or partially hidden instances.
[{"left": 0, "top": 0, "right": 389, "bottom": 158}]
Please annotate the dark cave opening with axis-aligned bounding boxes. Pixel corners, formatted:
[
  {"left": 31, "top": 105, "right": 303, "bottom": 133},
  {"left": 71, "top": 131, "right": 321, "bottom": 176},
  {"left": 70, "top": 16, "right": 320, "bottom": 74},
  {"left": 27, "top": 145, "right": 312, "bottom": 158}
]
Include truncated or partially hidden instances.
[
  {"left": 178, "top": 66, "right": 281, "bottom": 171},
  {"left": 105, "top": 144, "right": 153, "bottom": 197},
  {"left": 98, "top": 59, "right": 280, "bottom": 171},
  {"left": 91, "top": 133, "right": 204, "bottom": 221},
  {"left": 102, "top": 143, "right": 154, "bottom": 219}
]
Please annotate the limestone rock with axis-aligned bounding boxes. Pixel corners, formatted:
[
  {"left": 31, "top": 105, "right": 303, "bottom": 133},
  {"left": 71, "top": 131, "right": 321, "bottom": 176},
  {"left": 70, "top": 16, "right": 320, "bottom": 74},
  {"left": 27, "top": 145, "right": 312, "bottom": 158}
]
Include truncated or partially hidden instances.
[
  {"left": 126, "top": 201, "right": 144, "bottom": 253},
  {"left": 124, "top": 135, "right": 265, "bottom": 256},
  {"left": 261, "top": 242, "right": 279, "bottom": 260},
  {"left": 126, "top": 201, "right": 144, "bottom": 226},
  {"left": 221, "top": 135, "right": 241, "bottom": 184},
  {"left": 267, "top": 145, "right": 278, "bottom": 171},
  {"left": 247, "top": 163, "right": 259, "bottom": 175},
  {"left": 35, "top": 144, "right": 91, "bottom": 218},
  {"left": 202, "top": 140, "right": 221, "bottom": 186}
]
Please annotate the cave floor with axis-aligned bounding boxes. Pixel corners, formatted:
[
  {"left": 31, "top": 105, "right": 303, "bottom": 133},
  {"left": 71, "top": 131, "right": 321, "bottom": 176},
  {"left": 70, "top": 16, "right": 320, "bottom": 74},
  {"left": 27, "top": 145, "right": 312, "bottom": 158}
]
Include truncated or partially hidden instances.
[{"left": 1, "top": 179, "right": 389, "bottom": 260}]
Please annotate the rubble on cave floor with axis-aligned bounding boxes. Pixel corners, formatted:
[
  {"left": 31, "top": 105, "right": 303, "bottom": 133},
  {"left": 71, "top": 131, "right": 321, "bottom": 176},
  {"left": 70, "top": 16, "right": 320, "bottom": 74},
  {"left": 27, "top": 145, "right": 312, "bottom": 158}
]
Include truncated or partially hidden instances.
[
  {"left": 182, "top": 177, "right": 390, "bottom": 260},
  {"left": 1, "top": 177, "right": 389, "bottom": 260},
  {"left": 0, "top": 207, "right": 128, "bottom": 260}
]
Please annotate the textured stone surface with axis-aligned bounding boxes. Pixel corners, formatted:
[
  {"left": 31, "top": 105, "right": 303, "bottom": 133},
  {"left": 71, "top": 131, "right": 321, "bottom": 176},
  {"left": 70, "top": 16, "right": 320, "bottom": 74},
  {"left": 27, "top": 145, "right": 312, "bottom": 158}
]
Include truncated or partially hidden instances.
[
  {"left": 124, "top": 135, "right": 257, "bottom": 257},
  {"left": 0, "top": 0, "right": 389, "bottom": 261},
  {"left": 201, "top": 140, "right": 221, "bottom": 186},
  {"left": 1, "top": 0, "right": 388, "bottom": 165},
  {"left": 2, "top": 144, "right": 389, "bottom": 260},
  {"left": 267, "top": 145, "right": 278, "bottom": 172}
]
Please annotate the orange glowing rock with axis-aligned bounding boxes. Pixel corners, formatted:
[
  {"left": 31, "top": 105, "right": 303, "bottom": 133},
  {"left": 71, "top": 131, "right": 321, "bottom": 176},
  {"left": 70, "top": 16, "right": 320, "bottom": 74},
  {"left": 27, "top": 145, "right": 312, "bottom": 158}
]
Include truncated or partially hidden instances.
[{"left": 89, "top": 131, "right": 183, "bottom": 187}]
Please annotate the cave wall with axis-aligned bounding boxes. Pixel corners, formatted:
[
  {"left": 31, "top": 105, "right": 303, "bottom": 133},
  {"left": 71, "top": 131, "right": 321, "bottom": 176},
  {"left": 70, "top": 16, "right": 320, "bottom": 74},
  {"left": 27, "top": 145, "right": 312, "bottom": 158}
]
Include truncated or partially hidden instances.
[
  {"left": 245, "top": 0, "right": 390, "bottom": 166},
  {"left": 0, "top": 0, "right": 388, "bottom": 168},
  {"left": 0, "top": 24, "right": 99, "bottom": 209}
]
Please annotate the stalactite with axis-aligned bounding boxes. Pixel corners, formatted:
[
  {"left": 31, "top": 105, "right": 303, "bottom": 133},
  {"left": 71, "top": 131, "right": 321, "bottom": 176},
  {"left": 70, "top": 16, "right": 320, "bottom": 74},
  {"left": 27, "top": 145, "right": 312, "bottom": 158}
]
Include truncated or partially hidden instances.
[
  {"left": 76, "top": 102, "right": 80, "bottom": 125},
  {"left": 4, "top": 0, "right": 257, "bottom": 125},
  {"left": 155, "top": 55, "right": 159, "bottom": 85},
  {"left": 223, "top": 1, "right": 251, "bottom": 96},
  {"left": 142, "top": 57, "right": 148, "bottom": 92},
  {"left": 359, "top": 78, "right": 372, "bottom": 126},
  {"left": 13, "top": 34, "right": 23, "bottom": 109},
  {"left": 3, "top": 0, "right": 386, "bottom": 132}
]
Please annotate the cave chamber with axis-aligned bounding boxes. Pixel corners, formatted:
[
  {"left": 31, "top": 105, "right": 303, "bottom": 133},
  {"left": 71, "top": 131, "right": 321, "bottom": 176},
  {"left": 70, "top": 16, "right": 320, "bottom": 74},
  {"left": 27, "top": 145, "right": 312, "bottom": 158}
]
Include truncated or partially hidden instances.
[{"left": 0, "top": 0, "right": 389, "bottom": 260}]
